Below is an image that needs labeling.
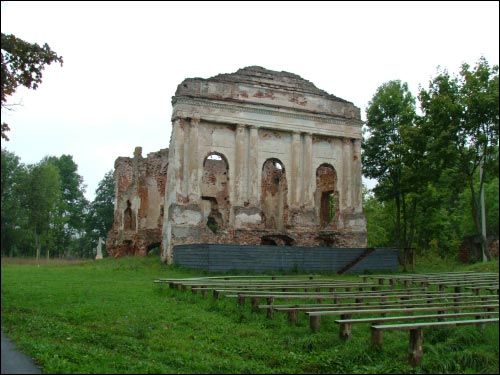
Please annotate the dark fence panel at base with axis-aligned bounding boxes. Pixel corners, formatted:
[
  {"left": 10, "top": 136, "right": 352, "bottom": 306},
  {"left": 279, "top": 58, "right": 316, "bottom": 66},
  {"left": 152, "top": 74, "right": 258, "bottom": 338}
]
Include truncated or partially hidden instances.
[{"left": 173, "top": 244, "right": 399, "bottom": 273}]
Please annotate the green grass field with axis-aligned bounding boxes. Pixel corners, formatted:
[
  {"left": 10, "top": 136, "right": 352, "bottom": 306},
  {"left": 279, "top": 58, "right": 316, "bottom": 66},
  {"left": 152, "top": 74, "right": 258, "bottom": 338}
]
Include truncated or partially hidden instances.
[{"left": 1, "top": 256, "right": 498, "bottom": 374}]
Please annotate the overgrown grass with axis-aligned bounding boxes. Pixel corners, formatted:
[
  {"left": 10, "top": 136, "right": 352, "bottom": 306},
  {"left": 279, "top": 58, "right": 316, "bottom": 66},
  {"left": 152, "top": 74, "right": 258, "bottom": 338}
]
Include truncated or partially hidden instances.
[{"left": 1, "top": 256, "right": 498, "bottom": 374}]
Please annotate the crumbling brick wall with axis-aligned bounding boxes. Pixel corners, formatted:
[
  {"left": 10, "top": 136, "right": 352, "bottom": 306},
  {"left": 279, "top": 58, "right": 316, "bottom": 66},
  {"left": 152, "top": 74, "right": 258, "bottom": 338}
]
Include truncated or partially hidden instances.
[{"left": 106, "top": 146, "right": 168, "bottom": 256}]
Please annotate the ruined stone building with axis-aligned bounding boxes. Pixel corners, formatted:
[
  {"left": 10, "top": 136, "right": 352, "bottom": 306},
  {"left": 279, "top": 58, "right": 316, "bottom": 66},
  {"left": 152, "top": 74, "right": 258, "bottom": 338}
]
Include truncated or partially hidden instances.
[
  {"left": 106, "top": 147, "right": 168, "bottom": 256},
  {"left": 107, "top": 66, "right": 367, "bottom": 263}
]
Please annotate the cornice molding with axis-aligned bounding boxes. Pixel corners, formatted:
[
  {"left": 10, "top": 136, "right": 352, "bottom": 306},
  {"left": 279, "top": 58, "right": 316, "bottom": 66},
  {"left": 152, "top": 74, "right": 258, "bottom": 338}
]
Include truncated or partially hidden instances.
[{"left": 172, "top": 97, "right": 363, "bottom": 128}]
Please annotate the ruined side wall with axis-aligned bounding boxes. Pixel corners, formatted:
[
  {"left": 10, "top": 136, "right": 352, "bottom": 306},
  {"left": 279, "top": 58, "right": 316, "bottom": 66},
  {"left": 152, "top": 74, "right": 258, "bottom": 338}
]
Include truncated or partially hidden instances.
[{"left": 106, "top": 147, "right": 168, "bottom": 256}]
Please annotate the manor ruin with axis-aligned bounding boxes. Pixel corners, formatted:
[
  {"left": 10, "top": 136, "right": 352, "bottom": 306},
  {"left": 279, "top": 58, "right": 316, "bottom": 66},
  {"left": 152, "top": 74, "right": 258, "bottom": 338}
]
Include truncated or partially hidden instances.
[{"left": 107, "top": 66, "right": 367, "bottom": 263}]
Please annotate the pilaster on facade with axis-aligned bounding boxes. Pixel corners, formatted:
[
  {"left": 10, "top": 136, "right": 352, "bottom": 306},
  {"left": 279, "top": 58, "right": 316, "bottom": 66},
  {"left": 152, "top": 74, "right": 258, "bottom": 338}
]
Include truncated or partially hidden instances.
[
  {"left": 188, "top": 117, "right": 201, "bottom": 202},
  {"left": 248, "top": 125, "right": 260, "bottom": 206},
  {"left": 341, "top": 137, "right": 353, "bottom": 210},
  {"left": 302, "top": 132, "right": 314, "bottom": 208},
  {"left": 290, "top": 131, "right": 302, "bottom": 208},
  {"left": 234, "top": 123, "right": 248, "bottom": 206}
]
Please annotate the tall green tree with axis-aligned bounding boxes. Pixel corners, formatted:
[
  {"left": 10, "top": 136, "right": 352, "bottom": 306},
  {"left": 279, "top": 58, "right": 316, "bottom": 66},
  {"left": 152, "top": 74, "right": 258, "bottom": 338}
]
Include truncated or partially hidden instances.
[
  {"left": 1, "top": 32, "right": 63, "bottom": 140},
  {"left": 82, "top": 170, "right": 115, "bottom": 257},
  {"left": 22, "top": 161, "right": 62, "bottom": 260},
  {"left": 1, "top": 148, "right": 31, "bottom": 256},
  {"left": 40, "top": 155, "right": 89, "bottom": 258},
  {"left": 363, "top": 80, "right": 423, "bottom": 267},
  {"left": 419, "top": 57, "right": 499, "bottom": 259}
]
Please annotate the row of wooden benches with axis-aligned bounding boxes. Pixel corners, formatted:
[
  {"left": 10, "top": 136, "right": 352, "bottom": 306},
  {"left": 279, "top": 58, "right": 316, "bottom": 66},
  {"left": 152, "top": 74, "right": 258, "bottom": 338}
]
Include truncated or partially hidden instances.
[
  {"left": 157, "top": 273, "right": 499, "bottom": 366},
  {"left": 157, "top": 272, "right": 498, "bottom": 294}
]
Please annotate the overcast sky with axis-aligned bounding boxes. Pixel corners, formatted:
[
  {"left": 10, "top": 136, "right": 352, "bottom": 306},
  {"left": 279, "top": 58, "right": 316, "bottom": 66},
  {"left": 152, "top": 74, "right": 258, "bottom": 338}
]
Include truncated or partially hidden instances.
[{"left": 1, "top": 1, "right": 499, "bottom": 201}]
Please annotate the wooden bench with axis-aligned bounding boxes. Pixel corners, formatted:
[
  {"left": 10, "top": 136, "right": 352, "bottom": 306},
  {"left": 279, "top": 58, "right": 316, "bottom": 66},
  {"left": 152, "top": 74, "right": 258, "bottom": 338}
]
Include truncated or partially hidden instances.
[
  {"left": 306, "top": 303, "right": 498, "bottom": 333},
  {"left": 334, "top": 311, "right": 499, "bottom": 341},
  {"left": 269, "top": 296, "right": 498, "bottom": 323},
  {"left": 227, "top": 291, "right": 473, "bottom": 307},
  {"left": 371, "top": 318, "right": 499, "bottom": 366}
]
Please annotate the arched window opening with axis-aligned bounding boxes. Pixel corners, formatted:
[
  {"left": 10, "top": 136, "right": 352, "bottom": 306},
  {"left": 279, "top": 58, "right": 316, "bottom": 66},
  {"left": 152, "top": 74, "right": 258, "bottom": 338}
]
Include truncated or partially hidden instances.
[
  {"left": 123, "top": 200, "right": 136, "bottom": 231},
  {"left": 261, "top": 159, "right": 288, "bottom": 231},
  {"left": 316, "top": 164, "right": 338, "bottom": 228},
  {"left": 201, "top": 152, "right": 229, "bottom": 233}
]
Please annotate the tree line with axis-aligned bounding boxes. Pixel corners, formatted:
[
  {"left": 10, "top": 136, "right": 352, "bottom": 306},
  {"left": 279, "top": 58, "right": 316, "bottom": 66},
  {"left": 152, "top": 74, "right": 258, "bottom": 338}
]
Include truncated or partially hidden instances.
[
  {"left": 1, "top": 151, "right": 114, "bottom": 259},
  {"left": 363, "top": 57, "right": 499, "bottom": 265}
]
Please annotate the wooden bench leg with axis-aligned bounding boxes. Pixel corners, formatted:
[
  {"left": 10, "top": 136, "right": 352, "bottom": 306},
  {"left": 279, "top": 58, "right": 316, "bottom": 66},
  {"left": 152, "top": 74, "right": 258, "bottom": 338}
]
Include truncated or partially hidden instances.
[
  {"left": 250, "top": 297, "right": 260, "bottom": 312},
  {"left": 339, "top": 314, "right": 352, "bottom": 340},
  {"left": 213, "top": 290, "right": 220, "bottom": 299},
  {"left": 371, "top": 327, "right": 383, "bottom": 347},
  {"left": 191, "top": 285, "right": 198, "bottom": 294},
  {"left": 408, "top": 329, "right": 424, "bottom": 366},
  {"left": 437, "top": 310, "right": 444, "bottom": 322},
  {"left": 266, "top": 297, "right": 274, "bottom": 319},
  {"left": 237, "top": 294, "right": 245, "bottom": 306},
  {"left": 310, "top": 315, "right": 321, "bottom": 332},
  {"left": 288, "top": 309, "right": 298, "bottom": 325},
  {"left": 201, "top": 289, "right": 208, "bottom": 298}
]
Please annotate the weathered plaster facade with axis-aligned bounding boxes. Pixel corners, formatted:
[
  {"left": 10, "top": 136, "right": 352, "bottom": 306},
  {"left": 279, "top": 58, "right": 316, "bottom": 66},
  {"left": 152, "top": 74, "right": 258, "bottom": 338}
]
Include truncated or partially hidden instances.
[
  {"left": 106, "top": 147, "right": 169, "bottom": 256},
  {"left": 161, "top": 66, "right": 367, "bottom": 264}
]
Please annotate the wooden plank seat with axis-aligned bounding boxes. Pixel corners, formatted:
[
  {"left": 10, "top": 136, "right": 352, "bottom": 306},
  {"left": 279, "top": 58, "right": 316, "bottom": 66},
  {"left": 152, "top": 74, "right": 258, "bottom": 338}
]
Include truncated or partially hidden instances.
[
  {"left": 163, "top": 279, "right": 370, "bottom": 285},
  {"left": 227, "top": 291, "right": 477, "bottom": 317},
  {"left": 191, "top": 285, "right": 434, "bottom": 298},
  {"left": 225, "top": 291, "right": 473, "bottom": 303},
  {"left": 335, "top": 311, "right": 499, "bottom": 341},
  {"left": 191, "top": 284, "right": 376, "bottom": 293},
  {"left": 465, "top": 285, "right": 500, "bottom": 295},
  {"left": 166, "top": 281, "right": 377, "bottom": 292},
  {"left": 257, "top": 293, "right": 498, "bottom": 311},
  {"left": 203, "top": 287, "right": 445, "bottom": 299},
  {"left": 157, "top": 279, "right": 375, "bottom": 291},
  {"left": 432, "top": 282, "right": 499, "bottom": 293},
  {"left": 305, "top": 303, "right": 499, "bottom": 333},
  {"left": 371, "top": 318, "right": 499, "bottom": 366},
  {"left": 267, "top": 296, "right": 498, "bottom": 323},
  {"left": 361, "top": 272, "right": 498, "bottom": 283},
  {"left": 359, "top": 276, "right": 498, "bottom": 291},
  {"left": 225, "top": 291, "right": 475, "bottom": 312},
  {"left": 155, "top": 275, "right": 319, "bottom": 282}
]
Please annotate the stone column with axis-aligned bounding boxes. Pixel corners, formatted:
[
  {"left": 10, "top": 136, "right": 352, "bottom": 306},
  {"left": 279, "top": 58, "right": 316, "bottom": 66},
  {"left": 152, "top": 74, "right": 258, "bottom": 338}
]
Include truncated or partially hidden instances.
[
  {"left": 172, "top": 118, "right": 187, "bottom": 199},
  {"left": 290, "top": 131, "right": 302, "bottom": 207},
  {"left": 342, "top": 138, "right": 352, "bottom": 209},
  {"left": 302, "top": 132, "right": 314, "bottom": 207},
  {"left": 248, "top": 125, "right": 259, "bottom": 206},
  {"left": 234, "top": 124, "right": 247, "bottom": 205},
  {"left": 188, "top": 117, "right": 200, "bottom": 202},
  {"left": 352, "top": 139, "right": 362, "bottom": 212}
]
